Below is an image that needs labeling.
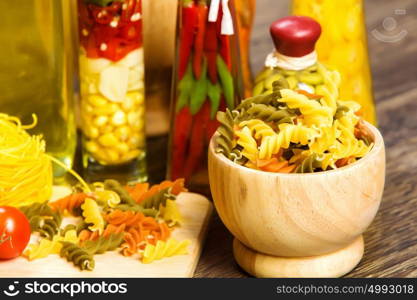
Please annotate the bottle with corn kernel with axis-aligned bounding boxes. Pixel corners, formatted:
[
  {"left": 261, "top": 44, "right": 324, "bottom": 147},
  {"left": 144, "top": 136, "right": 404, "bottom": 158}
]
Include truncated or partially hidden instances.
[
  {"left": 292, "top": 0, "right": 376, "bottom": 125},
  {"left": 254, "top": 16, "right": 343, "bottom": 106},
  {"left": 77, "top": 0, "right": 147, "bottom": 182}
]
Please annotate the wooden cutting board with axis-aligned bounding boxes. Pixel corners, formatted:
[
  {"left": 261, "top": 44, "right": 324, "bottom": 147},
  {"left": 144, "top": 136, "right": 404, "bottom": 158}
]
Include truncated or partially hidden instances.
[{"left": 0, "top": 187, "right": 213, "bottom": 278}]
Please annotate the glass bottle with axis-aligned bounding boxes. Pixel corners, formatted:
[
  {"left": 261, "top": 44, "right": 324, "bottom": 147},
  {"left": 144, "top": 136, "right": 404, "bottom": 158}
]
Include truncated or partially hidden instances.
[
  {"left": 254, "top": 16, "right": 345, "bottom": 106},
  {"left": 292, "top": 0, "right": 377, "bottom": 125},
  {"left": 77, "top": 0, "right": 147, "bottom": 183},
  {"left": 235, "top": 0, "right": 255, "bottom": 98},
  {"left": 142, "top": 0, "right": 178, "bottom": 136},
  {"left": 168, "top": 0, "right": 243, "bottom": 192},
  {"left": 0, "top": 0, "right": 77, "bottom": 182}
]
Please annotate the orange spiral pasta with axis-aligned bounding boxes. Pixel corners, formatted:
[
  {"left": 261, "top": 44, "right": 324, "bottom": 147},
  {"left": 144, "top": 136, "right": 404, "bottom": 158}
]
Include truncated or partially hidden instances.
[
  {"left": 135, "top": 179, "right": 187, "bottom": 204},
  {"left": 121, "top": 222, "right": 171, "bottom": 256},
  {"left": 79, "top": 224, "right": 126, "bottom": 243},
  {"left": 105, "top": 210, "right": 146, "bottom": 227},
  {"left": 257, "top": 158, "right": 296, "bottom": 173},
  {"left": 125, "top": 183, "right": 149, "bottom": 203},
  {"left": 49, "top": 193, "right": 88, "bottom": 214}
]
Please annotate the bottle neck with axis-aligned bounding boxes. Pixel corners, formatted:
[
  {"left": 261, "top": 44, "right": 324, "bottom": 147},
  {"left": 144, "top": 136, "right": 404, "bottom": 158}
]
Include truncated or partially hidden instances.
[{"left": 265, "top": 50, "right": 317, "bottom": 70}]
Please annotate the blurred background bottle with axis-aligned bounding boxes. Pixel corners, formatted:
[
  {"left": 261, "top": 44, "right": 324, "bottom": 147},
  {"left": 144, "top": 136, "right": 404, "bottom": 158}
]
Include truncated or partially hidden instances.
[
  {"left": 143, "top": 0, "right": 179, "bottom": 137},
  {"left": 235, "top": 0, "right": 256, "bottom": 98},
  {"left": 168, "top": 0, "right": 243, "bottom": 193},
  {"left": 0, "top": 0, "right": 77, "bottom": 182},
  {"left": 292, "top": 0, "right": 377, "bottom": 125}
]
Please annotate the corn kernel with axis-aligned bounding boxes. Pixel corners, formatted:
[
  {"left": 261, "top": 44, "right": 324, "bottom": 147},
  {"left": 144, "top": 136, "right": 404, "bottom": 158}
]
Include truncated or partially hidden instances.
[
  {"left": 115, "top": 126, "right": 130, "bottom": 141},
  {"left": 116, "top": 143, "right": 130, "bottom": 154},
  {"left": 93, "top": 115, "right": 108, "bottom": 127},
  {"left": 121, "top": 95, "right": 134, "bottom": 111},
  {"left": 88, "top": 94, "right": 107, "bottom": 107},
  {"left": 104, "top": 148, "right": 119, "bottom": 162},
  {"left": 111, "top": 110, "right": 126, "bottom": 126},
  {"left": 100, "top": 125, "right": 114, "bottom": 134},
  {"left": 98, "top": 133, "right": 118, "bottom": 147},
  {"left": 86, "top": 141, "right": 99, "bottom": 153},
  {"left": 126, "top": 111, "right": 139, "bottom": 126},
  {"left": 84, "top": 126, "right": 99, "bottom": 139},
  {"left": 94, "top": 103, "right": 119, "bottom": 115}
]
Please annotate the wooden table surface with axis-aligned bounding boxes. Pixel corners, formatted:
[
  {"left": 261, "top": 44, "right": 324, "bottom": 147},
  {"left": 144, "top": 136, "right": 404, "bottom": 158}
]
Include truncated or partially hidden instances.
[{"left": 146, "top": 0, "right": 417, "bottom": 277}]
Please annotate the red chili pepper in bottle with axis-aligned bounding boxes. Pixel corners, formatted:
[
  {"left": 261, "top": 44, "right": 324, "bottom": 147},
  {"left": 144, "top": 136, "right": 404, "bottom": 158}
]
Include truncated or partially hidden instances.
[
  {"left": 204, "top": 21, "right": 218, "bottom": 84},
  {"left": 183, "top": 101, "right": 211, "bottom": 179},
  {"left": 178, "top": 0, "right": 198, "bottom": 79},
  {"left": 192, "top": 0, "right": 208, "bottom": 79},
  {"left": 216, "top": 3, "right": 232, "bottom": 70},
  {"left": 171, "top": 107, "right": 193, "bottom": 179}
]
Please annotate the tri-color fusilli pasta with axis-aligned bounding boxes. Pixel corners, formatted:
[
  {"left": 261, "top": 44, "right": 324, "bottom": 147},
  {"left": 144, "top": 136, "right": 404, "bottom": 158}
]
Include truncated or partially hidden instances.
[
  {"left": 215, "top": 73, "right": 374, "bottom": 173},
  {"left": 19, "top": 178, "right": 190, "bottom": 271}
]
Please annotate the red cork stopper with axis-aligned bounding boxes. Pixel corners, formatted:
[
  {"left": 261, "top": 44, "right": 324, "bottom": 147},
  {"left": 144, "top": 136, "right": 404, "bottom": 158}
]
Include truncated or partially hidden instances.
[{"left": 270, "top": 16, "right": 321, "bottom": 57}]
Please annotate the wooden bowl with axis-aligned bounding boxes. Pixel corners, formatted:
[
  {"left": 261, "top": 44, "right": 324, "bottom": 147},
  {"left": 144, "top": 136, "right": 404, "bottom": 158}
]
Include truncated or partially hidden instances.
[{"left": 208, "top": 122, "right": 385, "bottom": 277}]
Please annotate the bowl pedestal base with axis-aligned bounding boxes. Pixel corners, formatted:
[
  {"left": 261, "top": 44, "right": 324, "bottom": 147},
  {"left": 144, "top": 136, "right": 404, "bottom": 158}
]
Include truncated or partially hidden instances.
[{"left": 233, "top": 236, "right": 364, "bottom": 278}]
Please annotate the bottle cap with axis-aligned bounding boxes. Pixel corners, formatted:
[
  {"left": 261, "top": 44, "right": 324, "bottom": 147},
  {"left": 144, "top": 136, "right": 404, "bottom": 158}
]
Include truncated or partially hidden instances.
[{"left": 270, "top": 16, "right": 321, "bottom": 57}]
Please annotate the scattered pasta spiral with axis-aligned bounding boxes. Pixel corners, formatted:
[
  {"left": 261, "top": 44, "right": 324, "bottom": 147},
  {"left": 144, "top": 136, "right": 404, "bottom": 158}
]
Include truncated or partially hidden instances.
[
  {"left": 0, "top": 114, "right": 52, "bottom": 207},
  {"left": 60, "top": 242, "right": 95, "bottom": 271},
  {"left": 81, "top": 198, "right": 105, "bottom": 234},
  {"left": 19, "top": 202, "right": 62, "bottom": 239},
  {"left": 49, "top": 193, "right": 88, "bottom": 214},
  {"left": 142, "top": 239, "right": 191, "bottom": 264},
  {"left": 24, "top": 230, "right": 79, "bottom": 261}
]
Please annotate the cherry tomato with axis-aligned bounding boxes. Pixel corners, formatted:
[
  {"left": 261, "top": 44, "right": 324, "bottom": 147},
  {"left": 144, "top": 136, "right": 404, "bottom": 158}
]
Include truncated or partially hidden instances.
[{"left": 0, "top": 206, "right": 31, "bottom": 260}]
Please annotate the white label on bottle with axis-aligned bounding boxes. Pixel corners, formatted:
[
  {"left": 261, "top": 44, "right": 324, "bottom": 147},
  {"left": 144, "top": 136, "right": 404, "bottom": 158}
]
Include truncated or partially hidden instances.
[
  {"left": 208, "top": 0, "right": 234, "bottom": 35},
  {"left": 265, "top": 50, "right": 317, "bottom": 70}
]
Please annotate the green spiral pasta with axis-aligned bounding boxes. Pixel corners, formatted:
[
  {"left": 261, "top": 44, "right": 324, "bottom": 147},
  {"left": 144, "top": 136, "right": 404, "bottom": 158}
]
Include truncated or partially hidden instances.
[
  {"left": 236, "top": 90, "right": 279, "bottom": 111},
  {"left": 83, "top": 233, "right": 124, "bottom": 254},
  {"left": 334, "top": 103, "right": 350, "bottom": 120},
  {"left": 244, "top": 104, "right": 294, "bottom": 124},
  {"left": 111, "top": 204, "right": 158, "bottom": 217},
  {"left": 19, "top": 202, "right": 62, "bottom": 239},
  {"left": 229, "top": 146, "right": 248, "bottom": 165},
  {"left": 61, "top": 221, "right": 90, "bottom": 236},
  {"left": 215, "top": 109, "right": 236, "bottom": 158},
  {"left": 60, "top": 242, "right": 95, "bottom": 271},
  {"left": 140, "top": 188, "right": 174, "bottom": 209},
  {"left": 104, "top": 179, "right": 136, "bottom": 206},
  {"left": 295, "top": 153, "right": 323, "bottom": 173}
]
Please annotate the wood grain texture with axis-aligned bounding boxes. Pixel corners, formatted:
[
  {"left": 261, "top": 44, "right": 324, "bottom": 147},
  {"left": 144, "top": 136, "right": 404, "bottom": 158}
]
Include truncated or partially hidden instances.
[
  {"left": 208, "top": 123, "right": 385, "bottom": 257},
  {"left": 233, "top": 236, "right": 364, "bottom": 278},
  {"left": 144, "top": 0, "right": 417, "bottom": 277},
  {"left": 0, "top": 187, "right": 213, "bottom": 278}
]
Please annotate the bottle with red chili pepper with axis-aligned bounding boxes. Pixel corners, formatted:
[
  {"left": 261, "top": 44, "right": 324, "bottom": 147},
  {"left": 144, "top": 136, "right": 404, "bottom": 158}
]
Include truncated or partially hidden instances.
[
  {"left": 77, "top": 0, "right": 147, "bottom": 182},
  {"left": 167, "top": 0, "right": 243, "bottom": 192}
]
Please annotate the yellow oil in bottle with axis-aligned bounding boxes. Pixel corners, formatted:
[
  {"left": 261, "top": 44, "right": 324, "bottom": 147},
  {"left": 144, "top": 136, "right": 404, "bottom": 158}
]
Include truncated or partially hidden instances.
[
  {"left": 0, "top": 0, "right": 76, "bottom": 181},
  {"left": 292, "top": 0, "right": 377, "bottom": 125}
]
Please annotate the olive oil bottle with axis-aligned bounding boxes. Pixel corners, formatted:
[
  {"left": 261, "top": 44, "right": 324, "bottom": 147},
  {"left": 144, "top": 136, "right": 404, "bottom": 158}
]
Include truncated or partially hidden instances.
[{"left": 0, "top": 0, "right": 77, "bottom": 181}]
